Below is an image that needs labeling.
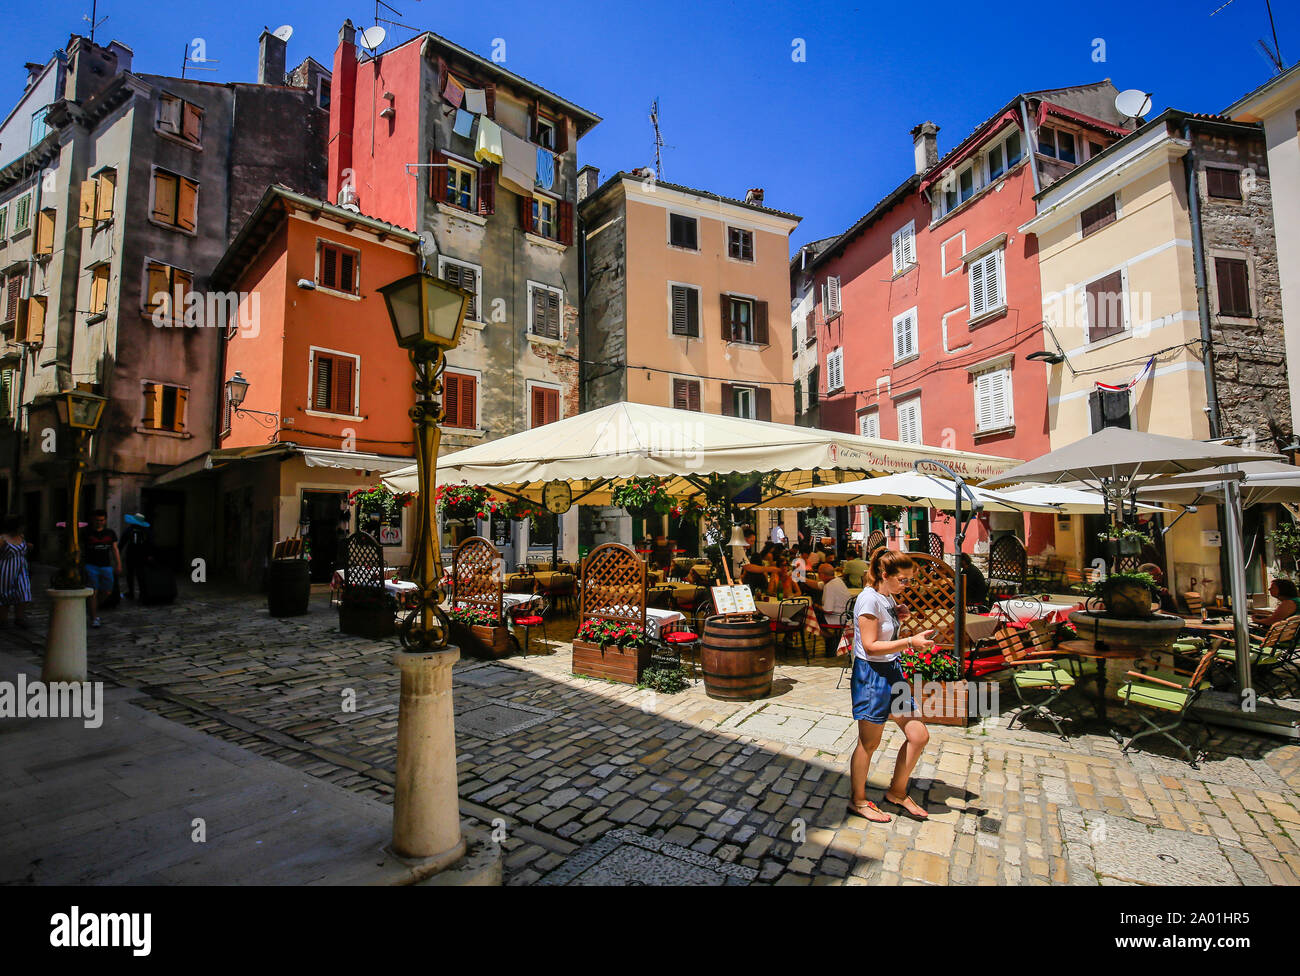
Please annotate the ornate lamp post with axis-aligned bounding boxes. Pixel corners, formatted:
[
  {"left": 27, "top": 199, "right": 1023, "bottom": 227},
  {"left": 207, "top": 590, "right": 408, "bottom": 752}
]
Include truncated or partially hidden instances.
[
  {"left": 378, "top": 269, "right": 472, "bottom": 866},
  {"left": 44, "top": 389, "right": 107, "bottom": 682}
]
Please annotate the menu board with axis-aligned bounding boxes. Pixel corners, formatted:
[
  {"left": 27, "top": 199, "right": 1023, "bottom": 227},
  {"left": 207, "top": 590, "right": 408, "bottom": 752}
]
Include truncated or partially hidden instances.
[{"left": 711, "top": 584, "right": 757, "bottom": 616}]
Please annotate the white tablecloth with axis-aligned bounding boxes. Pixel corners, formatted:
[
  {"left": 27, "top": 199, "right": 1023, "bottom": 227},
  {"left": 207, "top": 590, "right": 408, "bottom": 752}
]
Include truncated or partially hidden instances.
[
  {"left": 993, "top": 599, "right": 1076, "bottom": 622},
  {"left": 502, "top": 592, "right": 541, "bottom": 610},
  {"left": 645, "top": 607, "right": 683, "bottom": 639}
]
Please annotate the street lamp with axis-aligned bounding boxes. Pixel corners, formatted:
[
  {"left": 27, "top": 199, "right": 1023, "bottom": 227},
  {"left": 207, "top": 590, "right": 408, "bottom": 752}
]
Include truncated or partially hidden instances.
[
  {"left": 224, "top": 371, "right": 280, "bottom": 432},
  {"left": 44, "top": 389, "right": 107, "bottom": 684},
  {"left": 378, "top": 270, "right": 471, "bottom": 651}
]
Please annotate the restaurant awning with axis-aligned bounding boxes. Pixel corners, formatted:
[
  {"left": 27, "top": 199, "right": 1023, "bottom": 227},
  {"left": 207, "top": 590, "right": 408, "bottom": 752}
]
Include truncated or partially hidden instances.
[
  {"left": 381, "top": 401, "right": 1022, "bottom": 502},
  {"left": 750, "top": 471, "right": 1059, "bottom": 512},
  {"left": 153, "top": 444, "right": 414, "bottom": 487}
]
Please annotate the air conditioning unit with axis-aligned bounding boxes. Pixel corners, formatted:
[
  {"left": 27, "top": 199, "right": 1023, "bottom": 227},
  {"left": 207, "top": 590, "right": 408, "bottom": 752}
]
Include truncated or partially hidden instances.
[{"left": 337, "top": 184, "right": 360, "bottom": 212}]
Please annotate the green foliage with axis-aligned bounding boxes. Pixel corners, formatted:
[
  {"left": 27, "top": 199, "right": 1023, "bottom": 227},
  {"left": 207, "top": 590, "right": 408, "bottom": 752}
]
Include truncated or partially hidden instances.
[
  {"left": 611, "top": 477, "right": 673, "bottom": 515},
  {"left": 576, "top": 618, "right": 647, "bottom": 647},
  {"left": 1096, "top": 524, "right": 1150, "bottom": 543},
  {"left": 805, "top": 507, "right": 833, "bottom": 538},
  {"left": 638, "top": 665, "right": 689, "bottom": 694},
  {"left": 1268, "top": 519, "right": 1300, "bottom": 572},
  {"left": 1092, "top": 570, "right": 1157, "bottom": 597},
  {"left": 871, "top": 504, "right": 905, "bottom": 524}
]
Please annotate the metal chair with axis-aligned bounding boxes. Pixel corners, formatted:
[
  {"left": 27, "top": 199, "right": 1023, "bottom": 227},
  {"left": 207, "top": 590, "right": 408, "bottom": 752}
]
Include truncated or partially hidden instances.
[
  {"left": 770, "top": 597, "right": 811, "bottom": 662},
  {"left": 1212, "top": 616, "right": 1300, "bottom": 695},
  {"left": 1117, "top": 645, "right": 1218, "bottom": 767},
  {"left": 647, "top": 583, "right": 677, "bottom": 610},
  {"left": 505, "top": 574, "right": 537, "bottom": 595},
  {"left": 657, "top": 620, "right": 701, "bottom": 681},
  {"left": 509, "top": 596, "right": 550, "bottom": 655},
  {"left": 1007, "top": 644, "right": 1080, "bottom": 741}
]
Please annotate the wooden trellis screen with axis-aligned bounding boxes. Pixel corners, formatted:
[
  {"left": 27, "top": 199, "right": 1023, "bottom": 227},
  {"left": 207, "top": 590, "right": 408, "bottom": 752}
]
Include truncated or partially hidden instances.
[
  {"left": 579, "top": 542, "right": 647, "bottom": 630},
  {"left": 927, "top": 532, "right": 944, "bottom": 560},
  {"left": 898, "top": 552, "right": 957, "bottom": 650},
  {"left": 342, "top": 531, "right": 385, "bottom": 603},
  {"left": 987, "top": 535, "right": 1027, "bottom": 593},
  {"left": 865, "top": 529, "right": 887, "bottom": 554},
  {"left": 451, "top": 536, "right": 503, "bottom": 621}
]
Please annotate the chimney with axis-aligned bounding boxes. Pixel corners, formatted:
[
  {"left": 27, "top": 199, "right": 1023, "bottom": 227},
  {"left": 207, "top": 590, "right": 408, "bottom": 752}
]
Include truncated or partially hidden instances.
[
  {"left": 744, "top": 188, "right": 764, "bottom": 205},
  {"left": 577, "top": 165, "right": 600, "bottom": 202},
  {"left": 327, "top": 20, "right": 358, "bottom": 206},
  {"left": 910, "top": 121, "right": 940, "bottom": 175},
  {"left": 259, "top": 28, "right": 287, "bottom": 85},
  {"left": 24, "top": 62, "right": 43, "bottom": 90},
  {"left": 63, "top": 35, "right": 121, "bottom": 103},
  {"left": 106, "top": 40, "right": 132, "bottom": 74}
]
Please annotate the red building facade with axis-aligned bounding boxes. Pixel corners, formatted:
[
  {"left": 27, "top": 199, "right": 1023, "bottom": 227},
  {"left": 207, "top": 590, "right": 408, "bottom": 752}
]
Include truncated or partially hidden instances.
[{"left": 803, "top": 83, "right": 1131, "bottom": 555}]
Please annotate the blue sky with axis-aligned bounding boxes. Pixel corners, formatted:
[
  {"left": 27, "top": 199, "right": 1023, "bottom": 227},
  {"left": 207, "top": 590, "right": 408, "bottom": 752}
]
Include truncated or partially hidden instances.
[{"left": 14, "top": 0, "right": 1299, "bottom": 248}]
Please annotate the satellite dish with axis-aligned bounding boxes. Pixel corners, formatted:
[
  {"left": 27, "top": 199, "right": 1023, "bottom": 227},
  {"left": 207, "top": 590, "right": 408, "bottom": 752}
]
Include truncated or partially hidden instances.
[
  {"left": 1114, "top": 89, "right": 1153, "bottom": 121},
  {"left": 272, "top": 24, "right": 294, "bottom": 42},
  {"left": 359, "top": 26, "right": 387, "bottom": 51}
]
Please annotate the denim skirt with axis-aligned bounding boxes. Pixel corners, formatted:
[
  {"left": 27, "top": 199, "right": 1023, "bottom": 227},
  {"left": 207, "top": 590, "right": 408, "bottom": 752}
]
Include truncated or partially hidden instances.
[{"left": 850, "top": 657, "right": 914, "bottom": 724}]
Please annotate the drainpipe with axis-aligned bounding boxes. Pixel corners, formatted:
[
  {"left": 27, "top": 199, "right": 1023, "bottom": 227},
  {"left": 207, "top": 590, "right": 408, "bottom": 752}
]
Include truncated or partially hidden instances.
[{"left": 1018, "top": 97, "right": 1040, "bottom": 196}]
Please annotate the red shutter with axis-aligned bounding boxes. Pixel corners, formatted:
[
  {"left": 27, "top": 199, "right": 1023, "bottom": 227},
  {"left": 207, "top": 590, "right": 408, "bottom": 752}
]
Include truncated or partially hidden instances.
[
  {"left": 720, "top": 294, "right": 731, "bottom": 340},
  {"left": 688, "top": 381, "right": 700, "bottom": 411},
  {"left": 483, "top": 84, "right": 496, "bottom": 119},
  {"left": 673, "top": 378, "right": 688, "bottom": 410},
  {"left": 756, "top": 388, "right": 772, "bottom": 422},
  {"left": 530, "top": 98, "right": 540, "bottom": 141},
  {"left": 333, "top": 357, "right": 355, "bottom": 414},
  {"left": 477, "top": 166, "right": 495, "bottom": 215},
  {"left": 429, "top": 148, "right": 448, "bottom": 201},
  {"left": 754, "top": 301, "right": 769, "bottom": 345},
  {"left": 720, "top": 383, "right": 734, "bottom": 416},
  {"left": 559, "top": 200, "right": 574, "bottom": 246},
  {"left": 444, "top": 373, "right": 476, "bottom": 428},
  {"left": 437, "top": 58, "right": 448, "bottom": 98},
  {"left": 320, "top": 246, "right": 337, "bottom": 289},
  {"left": 443, "top": 373, "right": 460, "bottom": 426},
  {"left": 519, "top": 193, "right": 534, "bottom": 234},
  {"left": 313, "top": 355, "right": 333, "bottom": 410},
  {"left": 461, "top": 374, "right": 476, "bottom": 429},
  {"left": 340, "top": 251, "right": 356, "bottom": 294}
]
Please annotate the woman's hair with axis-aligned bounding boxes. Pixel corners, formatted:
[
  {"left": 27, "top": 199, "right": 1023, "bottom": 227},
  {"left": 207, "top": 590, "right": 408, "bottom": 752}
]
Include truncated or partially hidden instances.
[
  {"left": 867, "top": 548, "right": 915, "bottom": 588},
  {"left": 1274, "top": 578, "right": 1298, "bottom": 600}
]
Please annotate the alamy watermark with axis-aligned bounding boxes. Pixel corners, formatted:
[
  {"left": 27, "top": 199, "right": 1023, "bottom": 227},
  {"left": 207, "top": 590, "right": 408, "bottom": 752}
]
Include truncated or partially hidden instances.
[
  {"left": 0, "top": 674, "right": 103, "bottom": 728},
  {"left": 152, "top": 290, "right": 259, "bottom": 336}
]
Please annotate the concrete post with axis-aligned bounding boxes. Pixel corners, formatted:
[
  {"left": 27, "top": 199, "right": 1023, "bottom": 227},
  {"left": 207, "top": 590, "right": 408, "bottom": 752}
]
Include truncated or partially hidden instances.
[
  {"left": 43, "top": 588, "right": 94, "bottom": 682},
  {"left": 391, "top": 647, "right": 465, "bottom": 866}
]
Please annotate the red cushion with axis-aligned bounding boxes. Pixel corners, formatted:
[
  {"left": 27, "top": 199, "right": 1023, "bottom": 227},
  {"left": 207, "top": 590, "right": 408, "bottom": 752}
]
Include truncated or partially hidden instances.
[
  {"left": 969, "top": 657, "right": 1005, "bottom": 676},
  {"left": 664, "top": 631, "right": 697, "bottom": 643},
  {"left": 514, "top": 615, "right": 544, "bottom": 626}
]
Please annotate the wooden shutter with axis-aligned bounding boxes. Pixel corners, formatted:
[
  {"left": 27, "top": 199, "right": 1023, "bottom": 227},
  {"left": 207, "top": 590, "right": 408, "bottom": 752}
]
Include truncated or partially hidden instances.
[
  {"left": 145, "top": 263, "right": 170, "bottom": 314},
  {"left": 1080, "top": 195, "right": 1117, "bottom": 237},
  {"left": 1089, "top": 389, "right": 1130, "bottom": 431},
  {"left": 1206, "top": 167, "right": 1241, "bottom": 201},
  {"left": 143, "top": 384, "right": 161, "bottom": 428},
  {"left": 152, "top": 172, "right": 176, "bottom": 224},
  {"left": 518, "top": 193, "right": 534, "bottom": 234},
  {"left": 173, "top": 269, "right": 193, "bottom": 321},
  {"left": 483, "top": 84, "right": 496, "bottom": 119},
  {"left": 96, "top": 171, "right": 115, "bottom": 221},
  {"left": 530, "top": 386, "right": 558, "bottom": 427},
  {"left": 340, "top": 250, "right": 356, "bottom": 294},
  {"left": 720, "top": 294, "right": 732, "bottom": 339},
  {"left": 173, "top": 387, "right": 189, "bottom": 432},
  {"left": 969, "top": 257, "right": 987, "bottom": 317},
  {"left": 177, "top": 178, "right": 198, "bottom": 231},
  {"left": 4, "top": 277, "right": 19, "bottom": 323},
  {"left": 332, "top": 357, "right": 355, "bottom": 414},
  {"left": 1085, "top": 271, "right": 1125, "bottom": 340},
  {"left": 894, "top": 312, "right": 914, "bottom": 360},
  {"left": 756, "top": 388, "right": 772, "bottom": 422},
  {"left": 559, "top": 200, "right": 574, "bottom": 246},
  {"left": 1215, "top": 258, "right": 1251, "bottom": 317},
  {"left": 477, "top": 166, "right": 495, "bottom": 215},
  {"left": 182, "top": 103, "right": 202, "bottom": 143},
  {"left": 892, "top": 228, "right": 905, "bottom": 272},
  {"left": 36, "top": 210, "right": 54, "bottom": 254},
  {"left": 720, "top": 383, "right": 734, "bottom": 416},
  {"left": 671, "top": 285, "right": 689, "bottom": 336},
  {"left": 90, "top": 266, "right": 109, "bottom": 314},
  {"left": 754, "top": 301, "right": 769, "bottom": 345},
  {"left": 443, "top": 373, "right": 461, "bottom": 427},
  {"left": 672, "top": 378, "right": 700, "bottom": 411},
  {"left": 320, "top": 245, "right": 337, "bottom": 289},
  {"left": 24, "top": 297, "right": 45, "bottom": 345},
  {"left": 826, "top": 275, "right": 841, "bottom": 315},
  {"left": 79, "top": 181, "right": 97, "bottom": 227},
  {"left": 554, "top": 116, "right": 569, "bottom": 154},
  {"left": 313, "top": 355, "right": 333, "bottom": 410},
  {"left": 458, "top": 373, "right": 476, "bottom": 428},
  {"left": 545, "top": 290, "right": 561, "bottom": 338}
]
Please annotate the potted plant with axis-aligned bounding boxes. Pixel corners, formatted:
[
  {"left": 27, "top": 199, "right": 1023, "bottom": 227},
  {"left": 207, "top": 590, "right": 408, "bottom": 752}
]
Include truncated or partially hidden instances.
[
  {"left": 1093, "top": 570, "right": 1157, "bottom": 619},
  {"left": 447, "top": 604, "right": 514, "bottom": 658},
  {"left": 1096, "top": 524, "right": 1149, "bottom": 557},
  {"left": 897, "top": 643, "right": 970, "bottom": 726},
  {"left": 436, "top": 484, "right": 493, "bottom": 523},
  {"left": 611, "top": 477, "right": 672, "bottom": 519},
  {"left": 572, "top": 618, "right": 651, "bottom": 684}
]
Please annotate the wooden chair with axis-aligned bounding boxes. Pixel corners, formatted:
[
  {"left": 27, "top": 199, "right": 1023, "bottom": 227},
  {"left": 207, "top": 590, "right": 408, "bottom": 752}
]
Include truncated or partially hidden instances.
[
  {"left": 1117, "top": 645, "right": 1218, "bottom": 767},
  {"left": 1181, "top": 591, "right": 1204, "bottom": 617},
  {"left": 647, "top": 583, "right": 677, "bottom": 610},
  {"left": 1062, "top": 567, "right": 1091, "bottom": 595},
  {"left": 450, "top": 536, "right": 505, "bottom": 626},
  {"left": 966, "top": 627, "right": 1034, "bottom": 680},
  {"left": 506, "top": 574, "right": 537, "bottom": 595},
  {"left": 865, "top": 529, "right": 887, "bottom": 555},
  {"left": 541, "top": 572, "right": 576, "bottom": 615},
  {"left": 1212, "top": 615, "right": 1300, "bottom": 693}
]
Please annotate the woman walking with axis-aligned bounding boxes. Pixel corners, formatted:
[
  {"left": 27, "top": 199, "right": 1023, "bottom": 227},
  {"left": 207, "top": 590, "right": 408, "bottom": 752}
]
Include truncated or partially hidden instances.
[
  {"left": 847, "top": 548, "right": 935, "bottom": 823},
  {"left": 0, "top": 515, "right": 33, "bottom": 628}
]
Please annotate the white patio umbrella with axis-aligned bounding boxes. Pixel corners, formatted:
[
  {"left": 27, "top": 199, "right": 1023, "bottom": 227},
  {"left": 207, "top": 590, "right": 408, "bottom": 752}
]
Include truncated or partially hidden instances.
[
  {"left": 1136, "top": 460, "right": 1300, "bottom": 507},
  {"left": 994, "top": 483, "right": 1170, "bottom": 515},
  {"left": 752, "top": 471, "right": 1058, "bottom": 513}
]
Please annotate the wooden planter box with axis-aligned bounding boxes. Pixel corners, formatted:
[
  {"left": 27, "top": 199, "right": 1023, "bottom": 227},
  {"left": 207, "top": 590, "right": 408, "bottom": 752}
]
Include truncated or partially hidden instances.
[
  {"left": 572, "top": 638, "right": 650, "bottom": 684},
  {"left": 913, "top": 679, "right": 971, "bottom": 727},
  {"left": 450, "top": 621, "right": 516, "bottom": 659},
  {"left": 339, "top": 602, "right": 396, "bottom": 639}
]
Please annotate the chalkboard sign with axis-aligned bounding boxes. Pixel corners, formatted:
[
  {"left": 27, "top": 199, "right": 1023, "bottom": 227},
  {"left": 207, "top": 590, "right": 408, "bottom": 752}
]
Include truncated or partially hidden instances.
[{"left": 490, "top": 516, "right": 511, "bottom": 548}]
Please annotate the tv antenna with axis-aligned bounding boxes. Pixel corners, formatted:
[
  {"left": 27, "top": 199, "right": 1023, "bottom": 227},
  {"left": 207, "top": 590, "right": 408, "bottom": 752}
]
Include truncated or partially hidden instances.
[
  {"left": 371, "top": 1, "right": 419, "bottom": 38},
  {"left": 181, "top": 44, "right": 220, "bottom": 79},
  {"left": 83, "top": 0, "right": 108, "bottom": 43},
  {"left": 1114, "top": 89, "right": 1153, "bottom": 125},
  {"left": 649, "top": 99, "right": 667, "bottom": 180},
  {"left": 1211, "top": 0, "right": 1285, "bottom": 74}
]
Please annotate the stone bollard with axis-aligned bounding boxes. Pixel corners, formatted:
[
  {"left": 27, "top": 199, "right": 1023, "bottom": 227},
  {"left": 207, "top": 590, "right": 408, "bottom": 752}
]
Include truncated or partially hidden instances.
[
  {"left": 391, "top": 647, "right": 465, "bottom": 868},
  {"left": 43, "top": 588, "right": 94, "bottom": 683}
]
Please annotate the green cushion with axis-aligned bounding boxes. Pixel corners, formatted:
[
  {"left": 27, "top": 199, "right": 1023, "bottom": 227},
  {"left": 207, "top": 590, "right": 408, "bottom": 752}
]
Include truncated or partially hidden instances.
[
  {"left": 1013, "top": 667, "right": 1076, "bottom": 689},
  {"left": 1172, "top": 641, "right": 1203, "bottom": 651},
  {"left": 1215, "top": 645, "right": 1279, "bottom": 666},
  {"left": 1118, "top": 681, "right": 1190, "bottom": 711}
]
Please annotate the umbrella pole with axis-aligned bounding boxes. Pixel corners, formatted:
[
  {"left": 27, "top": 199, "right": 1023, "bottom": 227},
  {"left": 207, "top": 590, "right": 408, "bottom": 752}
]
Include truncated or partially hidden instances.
[{"left": 1222, "top": 472, "right": 1254, "bottom": 696}]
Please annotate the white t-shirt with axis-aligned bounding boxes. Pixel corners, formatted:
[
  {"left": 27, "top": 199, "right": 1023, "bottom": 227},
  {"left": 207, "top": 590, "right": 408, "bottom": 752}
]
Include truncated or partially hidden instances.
[
  {"left": 852, "top": 586, "right": 901, "bottom": 662},
  {"left": 821, "top": 576, "right": 852, "bottom": 617},
  {"left": 770, "top": 525, "right": 787, "bottom": 545}
]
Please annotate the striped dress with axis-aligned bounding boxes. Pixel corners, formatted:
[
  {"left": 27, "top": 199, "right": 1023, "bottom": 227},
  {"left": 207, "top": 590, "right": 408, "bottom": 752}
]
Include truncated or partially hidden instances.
[{"left": 0, "top": 538, "right": 32, "bottom": 606}]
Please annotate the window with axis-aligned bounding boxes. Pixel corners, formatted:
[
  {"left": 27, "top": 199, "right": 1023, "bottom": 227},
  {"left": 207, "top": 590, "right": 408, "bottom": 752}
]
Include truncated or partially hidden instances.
[
  {"left": 974, "top": 366, "right": 1013, "bottom": 432},
  {"left": 968, "top": 249, "right": 1005, "bottom": 319},
  {"left": 17, "top": 295, "right": 46, "bottom": 345},
  {"left": 532, "top": 195, "right": 556, "bottom": 239},
  {"left": 30, "top": 105, "right": 49, "bottom": 146},
  {"left": 723, "top": 295, "right": 768, "bottom": 344},
  {"left": 443, "top": 371, "right": 478, "bottom": 429},
  {"left": 142, "top": 383, "right": 189, "bottom": 433},
  {"left": 144, "top": 260, "right": 194, "bottom": 320},
  {"left": 805, "top": 310, "right": 816, "bottom": 346},
  {"left": 534, "top": 116, "right": 556, "bottom": 150},
  {"left": 79, "top": 170, "right": 116, "bottom": 227},
  {"left": 673, "top": 377, "right": 701, "bottom": 411},
  {"left": 12, "top": 194, "right": 31, "bottom": 234},
  {"left": 822, "top": 275, "right": 841, "bottom": 317},
  {"left": 443, "top": 159, "right": 477, "bottom": 211},
  {"left": 1085, "top": 270, "right": 1126, "bottom": 341},
  {"left": 793, "top": 378, "right": 802, "bottom": 413},
  {"left": 35, "top": 209, "right": 55, "bottom": 256},
  {"left": 807, "top": 367, "right": 819, "bottom": 407},
  {"left": 670, "top": 283, "right": 700, "bottom": 337},
  {"left": 891, "top": 221, "right": 916, "bottom": 274},
  {"left": 896, "top": 397, "right": 922, "bottom": 445},
  {"left": 439, "top": 258, "right": 480, "bottom": 322},
  {"left": 1038, "top": 126, "right": 1076, "bottom": 164},
  {"left": 89, "top": 264, "right": 111, "bottom": 316},
  {"left": 1081, "top": 194, "right": 1118, "bottom": 238},
  {"left": 1087, "top": 140, "right": 1106, "bottom": 160},
  {"left": 1215, "top": 258, "right": 1251, "bottom": 317},
  {"left": 733, "top": 386, "right": 755, "bottom": 419},
  {"left": 0, "top": 205, "right": 7, "bottom": 239},
  {"left": 530, "top": 384, "right": 560, "bottom": 427},
  {"left": 1005, "top": 130, "right": 1023, "bottom": 167},
  {"left": 959, "top": 167, "right": 974, "bottom": 204},
  {"left": 157, "top": 93, "right": 203, "bottom": 146},
  {"left": 529, "top": 283, "right": 562, "bottom": 339},
  {"left": 669, "top": 213, "right": 698, "bottom": 250},
  {"left": 727, "top": 227, "right": 754, "bottom": 262},
  {"left": 859, "top": 411, "right": 879, "bottom": 439},
  {"left": 518, "top": 192, "right": 570, "bottom": 243},
  {"left": 988, "top": 143, "right": 1005, "bottom": 181},
  {"left": 892, "top": 307, "right": 918, "bottom": 361},
  {"left": 310, "top": 350, "right": 358, "bottom": 415},
  {"left": 432, "top": 150, "right": 495, "bottom": 215},
  {"left": 3, "top": 275, "right": 20, "bottom": 324},
  {"left": 1089, "top": 389, "right": 1131, "bottom": 432},
  {"left": 317, "top": 79, "right": 331, "bottom": 111},
  {"left": 827, "top": 347, "right": 844, "bottom": 392},
  {"left": 150, "top": 169, "right": 198, "bottom": 232},
  {"left": 0, "top": 368, "right": 12, "bottom": 419},
  {"left": 1206, "top": 167, "right": 1242, "bottom": 201},
  {"left": 317, "top": 241, "right": 359, "bottom": 295}
]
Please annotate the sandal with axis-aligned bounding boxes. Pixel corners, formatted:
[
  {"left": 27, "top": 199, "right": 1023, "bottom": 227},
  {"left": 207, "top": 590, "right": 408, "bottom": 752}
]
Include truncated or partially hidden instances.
[
  {"left": 846, "top": 799, "right": 892, "bottom": 823},
  {"left": 883, "top": 793, "right": 929, "bottom": 820}
]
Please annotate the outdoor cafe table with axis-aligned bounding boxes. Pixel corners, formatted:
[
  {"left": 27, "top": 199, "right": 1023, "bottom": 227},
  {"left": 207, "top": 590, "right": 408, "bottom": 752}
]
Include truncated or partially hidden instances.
[
  {"left": 501, "top": 592, "right": 542, "bottom": 612},
  {"left": 332, "top": 568, "right": 419, "bottom": 607},
  {"left": 644, "top": 607, "right": 684, "bottom": 640},
  {"left": 1180, "top": 619, "right": 1237, "bottom": 637},
  {"left": 1051, "top": 640, "right": 1145, "bottom": 726},
  {"left": 993, "top": 599, "right": 1079, "bottom": 625}
]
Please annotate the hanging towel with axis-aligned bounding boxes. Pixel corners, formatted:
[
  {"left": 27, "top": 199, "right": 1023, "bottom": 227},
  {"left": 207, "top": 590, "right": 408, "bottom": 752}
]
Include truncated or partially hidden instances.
[
  {"left": 453, "top": 109, "right": 475, "bottom": 139},
  {"left": 474, "top": 117, "right": 504, "bottom": 165},
  {"left": 463, "top": 88, "right": 487, "bottom": 115},
  {"left": 443, "top": 75, "right": 465, "bottom": 108},
  {"left": 499, "top": 128, "right": 535, "bottom": 196},
  {"left": 535, "top": 147, "right": 555, "bottom": 190}
]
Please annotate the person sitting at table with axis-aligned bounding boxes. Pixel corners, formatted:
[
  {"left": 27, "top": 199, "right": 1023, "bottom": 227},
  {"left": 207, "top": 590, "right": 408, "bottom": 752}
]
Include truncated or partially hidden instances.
[
  {"left": 741, "top": 551, "right": 773, "bottom": 596},
  {"left": 806, "top": 546, "right": 824, "bottom": 573},
  {"left": 821, "top": 563, "right": 853, "bottom": 621},
  {"left": 959, "top": 553, "right": 989, "bottom": 608},
  {"left": 771, "top": 553, "right": 800, "bottom": 599},
  {"left": 1137, "top": 562, "right": 1178, "bottom": 614},
  {"left": 649, "top": 533, "right": 674, "bottom": 573},
  {"left": 791, "top": 546, "right": 810, "bottom": 586},
  {"left": 844, "top": 547, "right": 869, "bottom": 588},
  {"left": 1252, "top": 577, "right": 1298, "bottom": 629}
]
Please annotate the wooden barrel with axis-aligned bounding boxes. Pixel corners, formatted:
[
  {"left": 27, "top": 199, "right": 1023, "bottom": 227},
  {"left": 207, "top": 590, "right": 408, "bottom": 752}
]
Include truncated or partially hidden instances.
[
  {"left": 267, "top": 558, "right": 311, "bottom": 616},
  {"left": 701, "top": 615, "right": 774, "bottom": 701}
]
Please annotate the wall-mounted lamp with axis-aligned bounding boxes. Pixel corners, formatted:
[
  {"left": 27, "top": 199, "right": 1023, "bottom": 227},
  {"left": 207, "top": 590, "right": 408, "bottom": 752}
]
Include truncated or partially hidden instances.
[{"left": 1025, "top": 350, "right": 1065, "bottom": 365}]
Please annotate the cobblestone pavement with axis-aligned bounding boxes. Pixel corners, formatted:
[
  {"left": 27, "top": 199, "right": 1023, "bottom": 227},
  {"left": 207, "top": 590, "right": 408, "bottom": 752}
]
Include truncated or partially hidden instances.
[{"left": 4, "top": 585, "right": 1299, "bottom": 886}]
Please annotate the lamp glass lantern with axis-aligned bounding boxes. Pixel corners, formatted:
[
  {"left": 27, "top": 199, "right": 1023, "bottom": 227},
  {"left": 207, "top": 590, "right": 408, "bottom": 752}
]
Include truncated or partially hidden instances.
[
  {"left": 225, "top": 371, "right": 250, "bottom": 409},
  {"left": 55, "top": 390, "right": 107, "bottom": 431},
  {"left": 378, "top": 271, "right": 472, "bottom": 352}
]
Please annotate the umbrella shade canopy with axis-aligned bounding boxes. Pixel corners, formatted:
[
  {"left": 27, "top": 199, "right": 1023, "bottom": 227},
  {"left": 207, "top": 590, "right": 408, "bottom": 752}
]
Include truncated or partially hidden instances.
[
  {"left": 981, "top": 427, "right": 1281, "bottom": 490},
  {"left": 383, "top": 401, "right": 1020, "bottom": 501},
  {"left": 994, "top": 484, "right": 1170, "bottom": 515},
  {"left": 752, "top": 471, "right": 1057, "bottom": 513},
  {"left": 1137, "top": 460, "right": 1300, "bottom": 507}
]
